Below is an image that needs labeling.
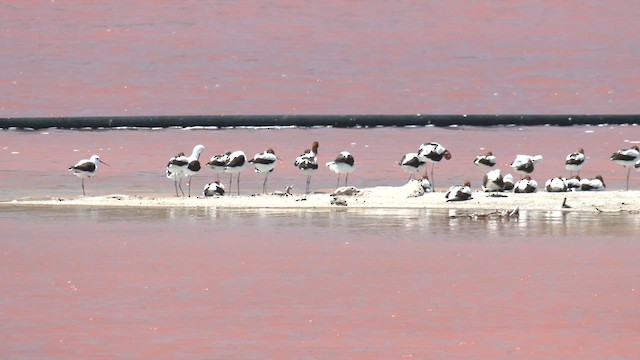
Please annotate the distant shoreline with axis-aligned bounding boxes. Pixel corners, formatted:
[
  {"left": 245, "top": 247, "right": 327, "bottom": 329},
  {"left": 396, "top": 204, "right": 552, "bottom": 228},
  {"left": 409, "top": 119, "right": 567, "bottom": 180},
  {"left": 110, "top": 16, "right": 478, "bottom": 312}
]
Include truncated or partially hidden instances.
[
  {"left": 4, "top": 183, "right": 640, "bottom": 214},
  {"left": 2, "top": 114, "right": 639, "bottom": 129}
]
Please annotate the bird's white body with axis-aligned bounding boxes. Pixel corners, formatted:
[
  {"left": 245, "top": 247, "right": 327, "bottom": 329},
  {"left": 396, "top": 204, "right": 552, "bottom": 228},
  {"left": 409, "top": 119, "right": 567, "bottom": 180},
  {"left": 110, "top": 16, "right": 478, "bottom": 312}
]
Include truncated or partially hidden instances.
[
  {"left": 482, "top": 169, "right": 504, "bottom": 192},
  {"left": 514, "top": 177, "right": 538, "bottom": 193},
  {"left": 203, "top": 181, "right": 225, "bottom": 196},
  {"left": 545, "top": 177, "right": 567, "bottom": 192},
  {"left": 399, "top": 152, "right": 427, "bottom": 178},
  {"left": 474, "top": 151, "right": 497, "bottom": 171}
]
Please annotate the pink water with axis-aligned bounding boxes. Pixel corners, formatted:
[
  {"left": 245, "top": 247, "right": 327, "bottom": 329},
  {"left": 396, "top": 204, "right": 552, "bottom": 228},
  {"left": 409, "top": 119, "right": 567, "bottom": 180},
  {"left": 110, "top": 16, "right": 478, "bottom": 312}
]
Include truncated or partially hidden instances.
[
  {"left": 1, "top": 206, "right": 639, "bottom": 358},
  {"left": 1, "top": 125, "right": 639, "bottom": 200},
  {"left": 3, "top": 1, "right": 640, "bottom": 358},
  {"left": 2, "top": 1, "right": 640, "bottom": 117}
]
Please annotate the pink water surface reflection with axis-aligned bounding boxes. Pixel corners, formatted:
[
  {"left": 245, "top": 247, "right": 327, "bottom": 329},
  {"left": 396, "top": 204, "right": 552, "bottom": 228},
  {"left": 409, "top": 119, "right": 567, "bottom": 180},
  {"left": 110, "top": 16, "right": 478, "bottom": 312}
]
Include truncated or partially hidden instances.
[{"left": 1, "top": 206, "right": 639, "bottom": 358}]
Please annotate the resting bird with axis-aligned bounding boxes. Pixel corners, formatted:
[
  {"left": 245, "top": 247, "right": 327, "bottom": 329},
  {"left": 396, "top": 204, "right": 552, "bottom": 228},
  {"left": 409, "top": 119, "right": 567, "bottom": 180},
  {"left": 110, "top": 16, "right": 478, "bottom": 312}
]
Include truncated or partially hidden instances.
[
  {"left": 545, "top": 177, "right": 567, "bottom": 192},
  {"left": 203, "top": 181, "right": 225, "bottom": 196},
  {"left": 503, "top": 173, "right": 515, "bottom": 191},
  {"left": 514, "top": 176, "right": 538, "bottom": 193},
  {"left": 482, "top": 169, "right": 504, "bottom": 192},
  {"left": 580, "top": 175, "right": 606, "bottom": 191},
  {"left": 445, "top": 180, "right": 472, "bottom": 202}
]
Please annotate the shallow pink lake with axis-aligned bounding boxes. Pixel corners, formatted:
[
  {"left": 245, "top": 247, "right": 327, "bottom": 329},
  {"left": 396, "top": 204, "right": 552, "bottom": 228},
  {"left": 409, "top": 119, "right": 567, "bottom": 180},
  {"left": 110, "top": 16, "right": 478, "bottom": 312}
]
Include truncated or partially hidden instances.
[
  {"left": 3, "top": 1, "right": 640, "bottom": 358},
  {"left": 1, "top": 126, "right": 640, "bottom": 358}
]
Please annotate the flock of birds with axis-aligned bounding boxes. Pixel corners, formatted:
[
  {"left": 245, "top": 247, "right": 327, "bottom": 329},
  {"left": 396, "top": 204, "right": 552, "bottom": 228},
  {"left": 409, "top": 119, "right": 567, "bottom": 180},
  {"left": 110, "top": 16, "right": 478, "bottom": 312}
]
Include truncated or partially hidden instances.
[{"left": 67, "top": 142, "right": 640, "bottom": 199}]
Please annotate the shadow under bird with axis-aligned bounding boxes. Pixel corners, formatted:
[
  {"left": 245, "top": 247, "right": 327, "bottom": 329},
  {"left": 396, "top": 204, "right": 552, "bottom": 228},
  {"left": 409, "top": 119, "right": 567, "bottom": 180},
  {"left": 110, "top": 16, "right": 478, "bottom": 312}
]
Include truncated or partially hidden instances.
[{"left": 68, "top": 155, "right": 110, "bottom": 196}]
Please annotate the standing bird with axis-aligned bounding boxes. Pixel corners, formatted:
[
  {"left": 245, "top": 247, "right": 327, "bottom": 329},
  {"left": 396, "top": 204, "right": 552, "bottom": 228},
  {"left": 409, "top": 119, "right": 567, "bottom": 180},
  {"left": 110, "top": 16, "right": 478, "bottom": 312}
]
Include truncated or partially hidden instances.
[
  {"left": 514, "top": 175, "right": 538, "bottom": 193},
  {"left": 326, "top": 151, "right": 356, "bottom": 188},
  {"left": 224, "top": 150, "right": 247, "bottom": 195},
  {"left": 249, "top": 148, "right": 279, "bottom": 194},
  {"left": 417, "top": 142, "right": 452, "bottom": 190},
  {"left": 398, "top": 152, "right": 427, "bottom": 181},
  {"left": 184, "top": 144, "right": 205, "bottom": 197},
  {"left": 545, "top": 177, "right": 568, "bottom": 192},
  {"left": 203, "top": 181, "right": 225, "bottom": 196},
  {"left": 474, "top": 151, "right": 497, "bottom": 171},
  {"left": 445, "top": 180, "right": 472, "bottom": 202},
  {"left": 206, "top": 151, "right": 231, "bottom": 181},
  {"left": 610, "top": 145, "right": 639, "bottom": 190},
  {"left": 510, "top": 154, "right": 543, "bottom": 178},
  {"left": 294, "top": 141, "right": 319, "bottom": 194},
  {"left": 565, "top": 148, "right": 585, "bottom": 177},
  {"left": 166, "top": 152, "right": 188, "bottom": 197},
  {"left": 68, "top": 155, "right": 110, "bottom": 196},
  {"left": 482, "top": 169, "right": 504, "bottom": 192}
]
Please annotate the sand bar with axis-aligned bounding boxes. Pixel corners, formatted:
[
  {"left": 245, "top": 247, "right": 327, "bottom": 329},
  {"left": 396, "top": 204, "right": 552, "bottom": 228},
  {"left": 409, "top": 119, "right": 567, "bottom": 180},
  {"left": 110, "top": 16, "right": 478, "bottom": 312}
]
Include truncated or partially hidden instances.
[{"left": 4, "top": 182, "right": 640, "bottom": 213}]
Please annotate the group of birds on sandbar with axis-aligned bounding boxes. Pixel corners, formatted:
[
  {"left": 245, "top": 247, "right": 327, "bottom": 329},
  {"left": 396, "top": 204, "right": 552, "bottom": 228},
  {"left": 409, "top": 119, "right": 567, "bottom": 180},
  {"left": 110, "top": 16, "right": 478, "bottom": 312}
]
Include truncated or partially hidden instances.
[
  {"left": 165, "top": 141, "right": 355, "bottom": 197},
  {"left": 67, "top": 141, "right": 640, "bottom": 198}
]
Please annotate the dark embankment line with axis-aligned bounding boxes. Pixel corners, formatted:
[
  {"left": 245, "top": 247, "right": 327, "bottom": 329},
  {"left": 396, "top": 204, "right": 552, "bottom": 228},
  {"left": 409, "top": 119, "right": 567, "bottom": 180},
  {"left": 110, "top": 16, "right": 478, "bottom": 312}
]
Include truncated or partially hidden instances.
[{"left": 1, "top": 114, "right": 638, "bottom": 129}]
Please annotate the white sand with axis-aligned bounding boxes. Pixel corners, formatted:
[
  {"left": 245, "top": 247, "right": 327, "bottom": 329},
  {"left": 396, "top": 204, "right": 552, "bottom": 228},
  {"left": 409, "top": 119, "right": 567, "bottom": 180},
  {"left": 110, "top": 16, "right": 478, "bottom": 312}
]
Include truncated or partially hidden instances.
[{"left": 3, "top": 181, "right": 640, "bottom": 213}]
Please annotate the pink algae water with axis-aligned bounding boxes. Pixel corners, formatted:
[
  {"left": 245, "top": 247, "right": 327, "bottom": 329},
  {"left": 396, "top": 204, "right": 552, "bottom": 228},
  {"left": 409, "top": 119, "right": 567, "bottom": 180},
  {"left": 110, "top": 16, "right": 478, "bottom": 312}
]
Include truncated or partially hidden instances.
[
  {"left": 3, "top": 1, "right": 640, "bottom": 358},
  {"left": 1, "top": 126, "right": 640, "bottom": 359}
]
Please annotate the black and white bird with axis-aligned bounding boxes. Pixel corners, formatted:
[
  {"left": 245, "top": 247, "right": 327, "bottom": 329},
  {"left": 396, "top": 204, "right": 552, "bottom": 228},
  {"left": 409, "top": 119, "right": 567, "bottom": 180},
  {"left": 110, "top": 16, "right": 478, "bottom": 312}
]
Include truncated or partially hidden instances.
[
  {"left": 565, "top": 176, "right": 582, "bottom": 191},
  {"left": 326, "top": 151, "right": 355, "bottom": 188},
  {"left": 565, "top": 148, "right": 585, "bottom": 177},
  {"left": 503, "top": 173, "right": 515, "bottom": 191},
  {"left": 206, "top": 152, "right": 231, "bottom": 181},
  {"left": 166, "top": 151, "right": 188, "bottom": 197},
  {"left": 249, "top": 148, "right": 279, "bottom": 194},
  {"left": 224, "top": 150, "right": 247, "bottom": 195},
  {"left": 514, "top": 175, "right": 538, "bottom": 193},
  {"left": 445, "top": 180, "right": 472, "bottom": 202},
  {"left": 398, "top": 152, "right": 427, "bottom": 181},
  {"left": 510, "top": 154, "right": 543, "bottom": 178},
  {"left": 580, "top": 175, "right": 606, "bottom": 191},
  {"left": 419, "top": 175, "right": 432, "bottom": 193},
  {"left": 184, "top": 144, "right": 205, "bottom": 197},
  {"left": 68, "top": 155, "right": 110, "bottom": 196},
  {"left": 474, "top": 151, "right": 497, "bottom": 171},
  {"left": 203, "top": 180, "right": 225, "bottom": 196},
  {"left": 545, "top": 177, "right": 567, "bottom": 192},
  {"left": 482, "top": 169, "right": 504, "bottom": 192},
  {"left": 294, "top": 141, "right": 319, "bottom": 194},
  {"left": 610, "top": 145, "right": 639, "bottom": 190},
  {"left": 417, "top": 142, "right": 452, "bottom": 190}
]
